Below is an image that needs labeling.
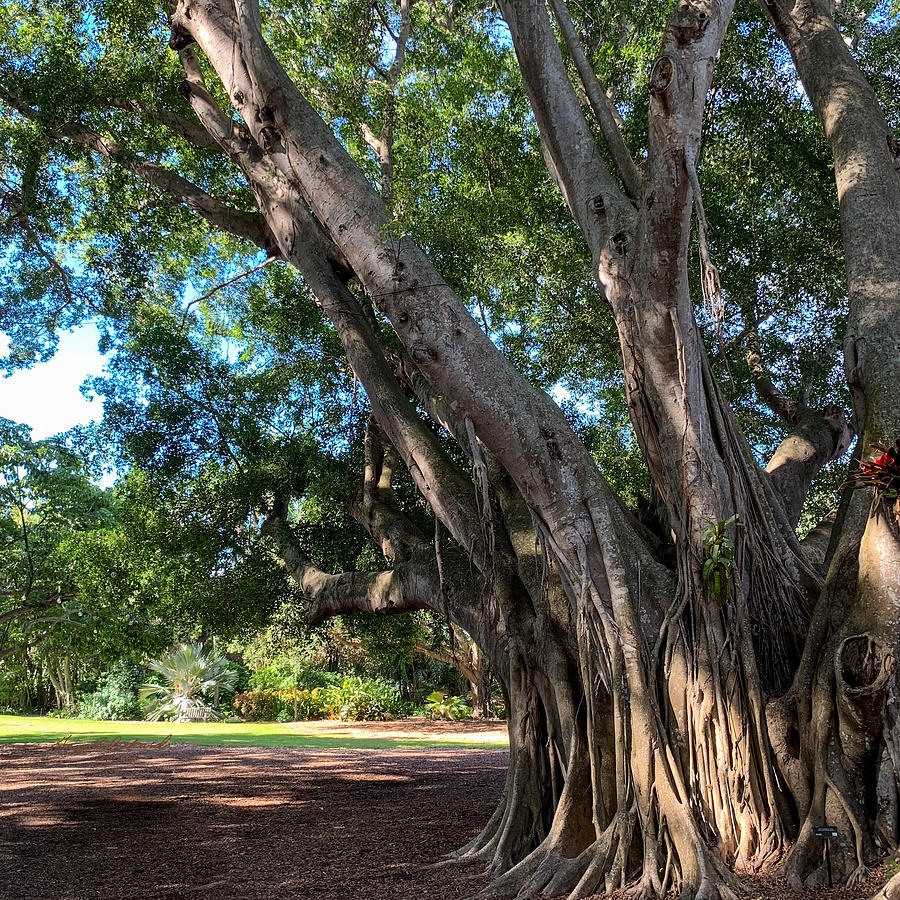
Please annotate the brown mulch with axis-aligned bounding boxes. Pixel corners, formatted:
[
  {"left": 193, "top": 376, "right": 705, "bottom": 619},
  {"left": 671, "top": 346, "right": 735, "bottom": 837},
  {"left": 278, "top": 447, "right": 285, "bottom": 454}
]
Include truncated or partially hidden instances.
[
  {"left": 737, "top": 871, "right": 889, "bottom": 900},
  {"left": 1, "top": 738, "right": 891, "bottom": 900},
  {"left": 0, "top": 741, "right": 507, "bottom": 900},
  {"left": 276, "top": 716, "right": 509, "bottom": 742}
]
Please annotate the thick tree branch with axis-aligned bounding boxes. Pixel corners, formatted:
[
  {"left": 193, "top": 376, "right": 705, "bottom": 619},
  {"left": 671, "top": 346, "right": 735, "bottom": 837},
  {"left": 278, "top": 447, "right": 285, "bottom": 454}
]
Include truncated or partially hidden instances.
[
  {"left": 261, "top": 507, "right": 501, "bottom": 663},
  {"left": 499, "top": 0, "right": 633, "bottom": 258},
  {"left": 798, "top": 508, "right": 837, "bottom": 572},
  {"left": 0, "top": 86, "right": 277, "bottom": 253},
  {"left": 746, "top": 327, "right": 852, "bottom": 527},
  {"left": 765, "top": 405, "right": 852, "bottom": 528},
  {"left": 760, "top": 0, "right": 900, "bottom": 449},
  {"left": 175, "top": 52, "right": 497, "bottom": 570},
  {"left": 412, "top": 638, "right": 478, "bottom": 684},
  {"left": 547, "top": 0, "right": 643, "bottom": 201},
  {"left": 170, "top": 0, "right": 664, "bottom": 618}
]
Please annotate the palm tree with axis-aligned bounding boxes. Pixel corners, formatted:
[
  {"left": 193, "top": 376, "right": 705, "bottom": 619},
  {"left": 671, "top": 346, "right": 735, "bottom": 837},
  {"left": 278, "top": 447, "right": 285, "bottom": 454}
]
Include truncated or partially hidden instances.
[{"left": 140, "top": 643, "right": 237, "bottom": 722}]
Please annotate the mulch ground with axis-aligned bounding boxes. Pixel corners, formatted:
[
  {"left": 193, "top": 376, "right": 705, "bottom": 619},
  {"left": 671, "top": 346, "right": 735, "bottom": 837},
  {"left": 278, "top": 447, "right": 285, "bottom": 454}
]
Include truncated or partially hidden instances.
[
  {"left": 0, "top": 737, "right": 891, "bottom": 900},
  {"left": 274, "top": 717, "right": 509, "bottom": 742},
  {"left": 0, "top": 740, "right": 507, "bottom": 900}
]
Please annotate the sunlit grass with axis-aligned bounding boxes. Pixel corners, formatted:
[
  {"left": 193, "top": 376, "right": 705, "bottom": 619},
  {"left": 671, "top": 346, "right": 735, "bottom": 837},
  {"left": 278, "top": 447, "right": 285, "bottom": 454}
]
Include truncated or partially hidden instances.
[{"left": 0, "top": 714, "right": 509, "bottom": 751}]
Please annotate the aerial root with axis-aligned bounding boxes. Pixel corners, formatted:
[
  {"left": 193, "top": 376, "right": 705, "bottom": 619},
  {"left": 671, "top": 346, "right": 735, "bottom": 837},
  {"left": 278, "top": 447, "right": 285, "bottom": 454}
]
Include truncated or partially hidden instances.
[
  {"left": 472, "top": 846, "right": 544, "bottom": 899},
  {"left": 692, "top": 846, "right": 744, "bottom": 900},
  {"left": 510, "top": 844, "right": 592, "bottom": 900},
  {"left": 756, "top": 820, "right": 784, "bottom": 869},
  {"left": 625, "top": 875, "right": 662, "bottom": 900},
  {"left": 467, "top": 809, "right": 755, "bottom": 900},
  {"left": 470, "top": 812, "right": 637, "bottom": 900},
  {"left": 562, "top": 813, "right": 637, "bottom": 900},
  {"left": 693, "top": 874, "right": 742, "bottom": 900}
]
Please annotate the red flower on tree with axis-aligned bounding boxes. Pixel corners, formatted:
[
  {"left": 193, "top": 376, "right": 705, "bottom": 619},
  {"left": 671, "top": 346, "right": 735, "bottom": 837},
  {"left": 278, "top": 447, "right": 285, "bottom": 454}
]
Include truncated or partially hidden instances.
[{"left": 843, "top": 440, "right": 900, "bottom": 505}]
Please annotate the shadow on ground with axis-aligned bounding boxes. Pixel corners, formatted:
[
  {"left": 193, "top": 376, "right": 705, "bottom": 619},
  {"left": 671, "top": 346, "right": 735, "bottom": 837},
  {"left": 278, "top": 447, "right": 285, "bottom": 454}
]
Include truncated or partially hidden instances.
[{"left": 0, "top": 743, "right": 507, "bottom": 900}]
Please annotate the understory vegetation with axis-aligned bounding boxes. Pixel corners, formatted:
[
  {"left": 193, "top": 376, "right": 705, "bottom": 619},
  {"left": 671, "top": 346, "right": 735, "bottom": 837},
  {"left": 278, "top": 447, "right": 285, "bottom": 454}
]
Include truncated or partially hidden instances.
[{"left": 0, "top": 617, "right": 488, "bottom": 722}]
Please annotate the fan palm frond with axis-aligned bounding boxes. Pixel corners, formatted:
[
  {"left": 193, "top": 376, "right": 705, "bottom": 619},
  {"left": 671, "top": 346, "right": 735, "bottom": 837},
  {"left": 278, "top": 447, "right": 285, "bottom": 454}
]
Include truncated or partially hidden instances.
[{"left": 141, "top": 643, "right": 237, "bottom": 722}]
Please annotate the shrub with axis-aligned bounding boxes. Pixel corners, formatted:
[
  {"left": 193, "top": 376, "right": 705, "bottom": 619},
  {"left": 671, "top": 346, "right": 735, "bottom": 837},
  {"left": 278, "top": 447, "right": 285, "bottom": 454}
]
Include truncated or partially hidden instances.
[
  {"left": 425, "top": 691, "right": 472, "bottom": 721},
  {"left": 233, "top": 677, "right": 405, "bottom": 721},
  {"left": 76, "top": 660, "right": 144, "bottom": 721},
  {"left": 233, "top": 689, "right": 285, "bottom": 721},
  {"left": 232, "top": 688, "right": 329, "bottom": 721},
  {"left": 325, "top": 676, "right": 405, "bottom": 721}
]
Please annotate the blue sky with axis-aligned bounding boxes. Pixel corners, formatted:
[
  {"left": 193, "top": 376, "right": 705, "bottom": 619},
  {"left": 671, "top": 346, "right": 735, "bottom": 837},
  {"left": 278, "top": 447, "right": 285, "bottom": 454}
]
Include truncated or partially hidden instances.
[{"left": 0, "top": 324, "right": 109, "bottom": 439}]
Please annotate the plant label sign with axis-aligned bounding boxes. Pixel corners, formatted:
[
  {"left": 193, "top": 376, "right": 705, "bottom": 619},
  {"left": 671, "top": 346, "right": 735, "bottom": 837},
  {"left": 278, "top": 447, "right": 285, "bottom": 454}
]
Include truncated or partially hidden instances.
[{"left": 814, "top": 826, "right": 838, "bottom": 839}]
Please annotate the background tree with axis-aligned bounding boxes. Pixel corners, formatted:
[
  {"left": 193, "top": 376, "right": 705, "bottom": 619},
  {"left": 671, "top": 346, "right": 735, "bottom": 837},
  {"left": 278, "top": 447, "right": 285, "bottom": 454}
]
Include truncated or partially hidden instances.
[{"left": 0, "top": 419, "right": 116, "bottom": 667}]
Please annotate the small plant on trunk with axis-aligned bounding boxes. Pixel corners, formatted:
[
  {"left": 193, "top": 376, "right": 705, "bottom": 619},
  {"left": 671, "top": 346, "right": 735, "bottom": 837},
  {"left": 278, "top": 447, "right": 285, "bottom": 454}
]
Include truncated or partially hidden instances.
[
  {"left": 702, "top": 515, "right": 738, "bottom": 602},
  {"left": 844, "top": 440, "right": 900, "bottom": 521}
]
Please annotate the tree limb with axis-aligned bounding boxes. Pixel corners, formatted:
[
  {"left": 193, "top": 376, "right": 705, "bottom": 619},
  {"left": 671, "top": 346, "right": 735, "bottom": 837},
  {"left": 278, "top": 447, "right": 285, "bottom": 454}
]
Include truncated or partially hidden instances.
[
  {"left": 547, "top": 0, "right": 642, "bottom": 200},
  {"left": 499, "top": 0, "right": 632, "bottom": 258},
  {"left": 260, "top": 507, "right": 498, "bottom": 660},
  {"left": 798, "top": 508, "right": 837, "bottom": 573},
  {"left": 765, "top": 405, "right": 853, "bottom": 528},
  {"left": 106, "top": 97, "right": 225, "bottom": 151},
  {"left": 345, "top": 415, "right": 433, "bottom": 563},
  {"left": 175, "top": 54, "right": 488, "bottom": 566},
  {"left": 0, "top": 85, "right": 277, "bottom": 253},
  {"left": 171, "top": 0, "right": 661, "bottom": 596},
  {"left": 375, "top": 0, "right": 412, "bottom": 208},
  {"left": 746, "top": 338, "right": 800, "bottom": 423}
]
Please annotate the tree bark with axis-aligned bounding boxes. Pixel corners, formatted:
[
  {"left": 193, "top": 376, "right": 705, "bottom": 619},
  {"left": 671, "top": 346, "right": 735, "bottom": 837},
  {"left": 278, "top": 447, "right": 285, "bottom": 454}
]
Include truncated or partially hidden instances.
[{"left": 759, "top": 0, "right": 900, "bottom": 882}]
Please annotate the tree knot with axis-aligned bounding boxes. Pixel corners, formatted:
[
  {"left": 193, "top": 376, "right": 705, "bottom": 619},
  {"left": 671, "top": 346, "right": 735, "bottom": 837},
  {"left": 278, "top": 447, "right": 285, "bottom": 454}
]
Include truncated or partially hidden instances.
[
  {"left": 837, "top": 634, "right": 892, "bottom": 696},
  {"left": 168, "top": 25, "right": 196, "bottom": 51},
  {"left": 670, "top": 0, "right": 712, "bottom": 42},
  {"left": 260, "top": 125, "right": 283, "bottom": 154},
  {"left": 611, "top": 231, "right": 630, "bottom": 257},
  {"left": 650, "top": 53, "right": 677, "bottom": 97}
]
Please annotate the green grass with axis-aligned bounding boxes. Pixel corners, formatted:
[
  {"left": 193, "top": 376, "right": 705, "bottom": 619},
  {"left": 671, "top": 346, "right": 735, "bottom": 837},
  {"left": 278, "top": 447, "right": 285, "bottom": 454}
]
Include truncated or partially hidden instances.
[{"left": 0, "top": 715, "right": 509, "bottom": 751}]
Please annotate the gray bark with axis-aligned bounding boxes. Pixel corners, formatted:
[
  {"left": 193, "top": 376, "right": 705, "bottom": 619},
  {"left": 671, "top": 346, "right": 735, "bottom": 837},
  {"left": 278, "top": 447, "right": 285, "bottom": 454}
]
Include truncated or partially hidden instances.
[{"left": 759, "top": 0, "right": 900, "bottom": 882}]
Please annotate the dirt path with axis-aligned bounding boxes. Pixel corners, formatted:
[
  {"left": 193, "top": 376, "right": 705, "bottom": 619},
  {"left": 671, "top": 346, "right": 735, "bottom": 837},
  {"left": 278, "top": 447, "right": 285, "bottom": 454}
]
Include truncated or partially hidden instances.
[
  {"left": 0, "top": 741, "right": 507, "bottom": 899},
  {"left": 279, "top": 716, "right": 508, "bottom": 743}
]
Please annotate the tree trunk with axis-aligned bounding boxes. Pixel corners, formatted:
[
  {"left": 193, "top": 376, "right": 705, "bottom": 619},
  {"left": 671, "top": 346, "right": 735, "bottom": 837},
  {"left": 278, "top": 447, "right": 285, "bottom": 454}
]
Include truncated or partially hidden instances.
[
  {"left": 468, "top": 644, "right": 492, "bottom": 720},
  {"left": 757, "top": 0, "right": 900, "bottom": 879}
]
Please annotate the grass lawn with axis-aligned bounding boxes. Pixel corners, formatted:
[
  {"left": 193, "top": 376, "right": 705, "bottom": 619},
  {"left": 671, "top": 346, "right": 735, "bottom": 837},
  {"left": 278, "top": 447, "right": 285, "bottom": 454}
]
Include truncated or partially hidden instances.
[{"left": 0, "top": 714, "right": 509, "bottom": 751}]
